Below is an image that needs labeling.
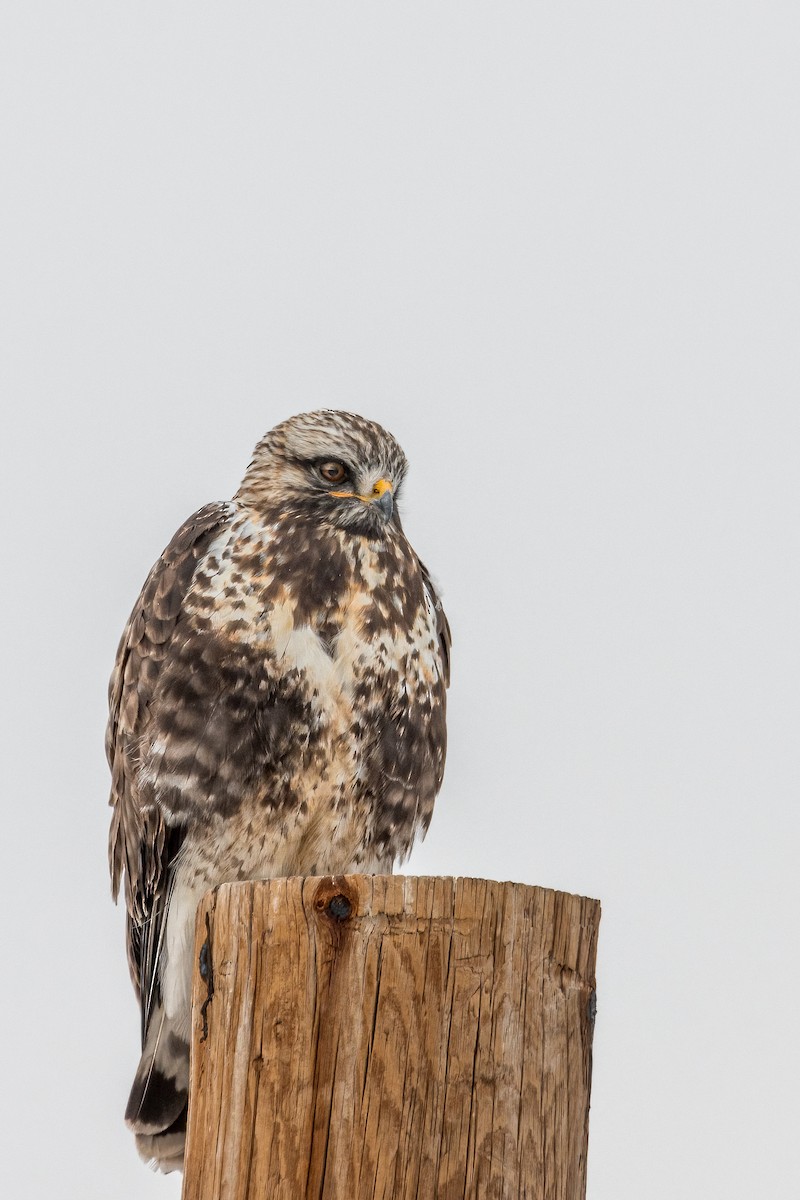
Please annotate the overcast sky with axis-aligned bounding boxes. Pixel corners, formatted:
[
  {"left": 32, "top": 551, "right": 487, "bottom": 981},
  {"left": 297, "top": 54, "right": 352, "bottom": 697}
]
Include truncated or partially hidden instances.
[{"left": 1, "top": 5, "right": 798, "bottom": 1198}]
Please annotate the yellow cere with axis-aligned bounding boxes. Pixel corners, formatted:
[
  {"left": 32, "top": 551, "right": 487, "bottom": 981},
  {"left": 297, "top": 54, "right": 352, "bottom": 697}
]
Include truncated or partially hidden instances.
[{"left": 331, "top": 478, "right": 393, "bottom": 504}]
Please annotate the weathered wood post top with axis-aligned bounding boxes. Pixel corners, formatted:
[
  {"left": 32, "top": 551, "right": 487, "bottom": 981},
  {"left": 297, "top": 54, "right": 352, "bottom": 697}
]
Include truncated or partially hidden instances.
[{"left": 182, "top": 875, "right": 600, "bottom": 1200}]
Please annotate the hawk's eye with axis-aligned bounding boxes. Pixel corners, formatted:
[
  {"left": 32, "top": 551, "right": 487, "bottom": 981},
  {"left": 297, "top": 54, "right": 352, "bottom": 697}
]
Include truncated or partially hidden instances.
[{"left": 319, "top": 461, "right": 347, "bottom": 485}]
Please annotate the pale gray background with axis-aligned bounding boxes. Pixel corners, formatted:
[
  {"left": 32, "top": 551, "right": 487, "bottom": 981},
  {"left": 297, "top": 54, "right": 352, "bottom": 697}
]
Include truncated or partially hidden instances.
[{"left": 1, "top": 5, "right": 798, "bottom": 1198}]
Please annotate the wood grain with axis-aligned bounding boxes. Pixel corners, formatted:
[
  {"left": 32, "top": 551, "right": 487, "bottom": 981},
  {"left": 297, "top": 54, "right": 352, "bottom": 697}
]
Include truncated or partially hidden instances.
[{"left": 182, "top": 876, "right": 600, "bottom": 1200}]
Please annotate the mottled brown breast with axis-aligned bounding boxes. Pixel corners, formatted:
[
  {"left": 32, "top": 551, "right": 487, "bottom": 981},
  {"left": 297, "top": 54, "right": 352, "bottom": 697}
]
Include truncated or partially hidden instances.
[{"left": 137, "top": 504, "right": 448, "bottom": 866}]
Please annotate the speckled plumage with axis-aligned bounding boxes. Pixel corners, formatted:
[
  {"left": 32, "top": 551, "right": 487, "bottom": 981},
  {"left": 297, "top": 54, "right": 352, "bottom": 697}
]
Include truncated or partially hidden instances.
[{"left": 107, "top": 411, "right": 450, "bottom": 1172}]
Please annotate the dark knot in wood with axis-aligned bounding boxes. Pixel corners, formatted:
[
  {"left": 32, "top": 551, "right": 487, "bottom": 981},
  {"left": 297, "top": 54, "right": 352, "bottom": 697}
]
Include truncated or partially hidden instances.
[
  {"left": 312, "top": 877, "right": 358, "bottom": 928},
  {"left": 326, "top": 894, "right": 352, "bottom": 921}
]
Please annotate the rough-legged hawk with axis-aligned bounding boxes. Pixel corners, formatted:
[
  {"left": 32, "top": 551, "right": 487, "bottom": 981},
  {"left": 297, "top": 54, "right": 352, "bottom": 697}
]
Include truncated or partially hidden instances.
[{"left": 107, "top": 410, "right": 450, "bottom": 1171}]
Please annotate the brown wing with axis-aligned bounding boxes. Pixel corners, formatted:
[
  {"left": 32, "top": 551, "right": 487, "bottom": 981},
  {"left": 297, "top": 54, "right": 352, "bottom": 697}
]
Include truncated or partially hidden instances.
[
  {"left": 107, "top": 501, "right": 234, "bottom": 1028},
  {"left": 418, "top": 556, "right": 452, "bottom": 689},
  {"left": 367, "top": 554, "right": 451, "bottom": 862}
]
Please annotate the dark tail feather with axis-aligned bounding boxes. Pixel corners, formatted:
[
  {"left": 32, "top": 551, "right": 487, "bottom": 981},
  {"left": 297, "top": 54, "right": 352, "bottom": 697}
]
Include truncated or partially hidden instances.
[
  {"left": 125, "top": 1004, "right": 189, "bottom": 1172},
  {"left": 135, "top": 1109, "right": 187, "bottom": 1175}
]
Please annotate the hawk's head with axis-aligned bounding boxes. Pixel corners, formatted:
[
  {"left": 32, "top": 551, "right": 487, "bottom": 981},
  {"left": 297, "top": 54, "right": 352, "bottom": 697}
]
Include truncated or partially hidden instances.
[{"left": 237, "top": 410, "right": 409, "bottom": 536}]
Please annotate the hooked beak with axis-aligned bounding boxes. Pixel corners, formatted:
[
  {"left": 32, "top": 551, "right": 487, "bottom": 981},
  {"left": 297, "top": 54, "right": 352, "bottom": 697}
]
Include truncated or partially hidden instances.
[
  {"left": 331, "top": 478, "right": 393, "bottom": 520},
  {"left": 371, "top": 479, "right": 394, "bottom": 520}
]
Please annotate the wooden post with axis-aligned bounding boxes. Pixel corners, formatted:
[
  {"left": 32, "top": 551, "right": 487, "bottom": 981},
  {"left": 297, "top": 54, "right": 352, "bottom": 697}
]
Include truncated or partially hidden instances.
[{"left": 182, "top": 875, "right": 600, "bottom": 1200}]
